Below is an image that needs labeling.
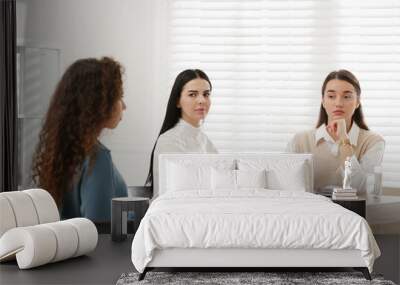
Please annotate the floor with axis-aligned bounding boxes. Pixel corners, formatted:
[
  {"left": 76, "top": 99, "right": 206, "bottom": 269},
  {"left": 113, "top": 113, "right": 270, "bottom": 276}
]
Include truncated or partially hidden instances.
[
  {"left": 0, "top": 235, "right": 134, "bottom": 285},
  {"left": 0, "top": 234, "right": 398, "bottom": 285},
  {"left": 374, "top": 235, "right": 400, "bottom": 284}
]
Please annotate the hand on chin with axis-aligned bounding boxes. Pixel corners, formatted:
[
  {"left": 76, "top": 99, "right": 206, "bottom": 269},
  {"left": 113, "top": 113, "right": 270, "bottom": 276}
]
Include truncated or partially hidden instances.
[{"left": 326, "top": 118, "right": 347, "bottom": 142}]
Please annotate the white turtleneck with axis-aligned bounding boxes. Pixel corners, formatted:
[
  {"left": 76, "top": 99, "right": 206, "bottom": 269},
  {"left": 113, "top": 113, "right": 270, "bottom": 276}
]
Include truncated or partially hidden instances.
[{"left": 153, "top": 119, "right": 218, "bottom": 198}]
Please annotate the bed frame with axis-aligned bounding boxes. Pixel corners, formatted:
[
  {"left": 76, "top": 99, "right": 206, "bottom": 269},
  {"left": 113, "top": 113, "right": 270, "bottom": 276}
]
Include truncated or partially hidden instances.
[
  {"left": 138, "top": 153, "right": 373, "bottom": 281},
  {"left": 139, "top": 248, "right": 371, "bottom": 280}
]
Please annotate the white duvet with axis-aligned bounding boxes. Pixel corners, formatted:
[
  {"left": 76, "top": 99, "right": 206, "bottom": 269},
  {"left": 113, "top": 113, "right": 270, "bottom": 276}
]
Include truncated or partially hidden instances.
[{"left": 131, "top": 190, "right": 380, "bottom": 273}]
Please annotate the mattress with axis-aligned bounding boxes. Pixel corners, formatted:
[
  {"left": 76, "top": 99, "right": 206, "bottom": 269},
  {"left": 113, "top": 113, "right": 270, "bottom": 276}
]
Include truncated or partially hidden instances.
[{"left": 131, "top": 190, "right": 380, "bottom": 273}]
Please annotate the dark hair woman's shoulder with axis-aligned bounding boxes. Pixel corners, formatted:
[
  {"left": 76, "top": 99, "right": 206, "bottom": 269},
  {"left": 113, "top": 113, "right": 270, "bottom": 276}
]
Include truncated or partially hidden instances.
[
  {"left": 288, "top": 129, "right": 316, "bottom": 152},
  {"left": 359, "top": 129, "right": 385, "bottom": 144},
  {"left": 293, "top": 129, "right": 315, "bottom": 141}
]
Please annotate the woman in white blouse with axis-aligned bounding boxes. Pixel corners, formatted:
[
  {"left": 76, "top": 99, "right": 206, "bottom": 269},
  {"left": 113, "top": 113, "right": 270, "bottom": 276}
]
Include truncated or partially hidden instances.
[
  {"left": 287, "top": 70, "right": 384, "bottom": 193},
  {"left": 146, "top": 69, "right": 218, "bottom": 198}
]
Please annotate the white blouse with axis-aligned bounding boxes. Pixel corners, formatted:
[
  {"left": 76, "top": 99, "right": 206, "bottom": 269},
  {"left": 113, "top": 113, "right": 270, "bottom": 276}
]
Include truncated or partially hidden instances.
[
  {"left": 152, "top": 119, "right": 218, "bottom": 198},
  {"left": 286, "top": 123, "right": 385, "bottom": 192}
]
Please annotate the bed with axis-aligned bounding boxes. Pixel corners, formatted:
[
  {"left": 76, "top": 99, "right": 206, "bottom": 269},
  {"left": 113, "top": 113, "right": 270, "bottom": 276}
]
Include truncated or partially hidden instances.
[{"left": 131, "top": 153, "right": 380, "bottom": 280}]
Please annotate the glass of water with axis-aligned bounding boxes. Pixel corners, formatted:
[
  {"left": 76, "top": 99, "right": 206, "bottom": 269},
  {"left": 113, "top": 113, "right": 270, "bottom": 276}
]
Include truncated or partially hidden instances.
[
  {"left": 366, "top": 174, "right": 375, "bottom": 197},
  {"left": 366, "top": 166, "right": 383, "bottom": 200},
  {"left": 373, "top": 166, "right": 383, "bottom": 199}
]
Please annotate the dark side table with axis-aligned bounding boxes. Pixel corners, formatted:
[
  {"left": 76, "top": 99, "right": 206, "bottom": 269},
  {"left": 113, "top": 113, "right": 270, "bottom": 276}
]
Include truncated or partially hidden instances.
[
  {"left": 127, "top": 186, "right": 152, "bottom": 198},
  {"left": 332, "top": 197, "right": 366, "bottom": 218},
  {"left": 111, "top": 197, "right": 149, "bottom": 242}
]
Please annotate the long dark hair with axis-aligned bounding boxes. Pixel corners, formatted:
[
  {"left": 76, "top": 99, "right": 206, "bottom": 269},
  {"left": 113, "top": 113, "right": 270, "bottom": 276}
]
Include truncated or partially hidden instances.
[
  {"left": 145, "top": 69, "right": 212, "bottom": 189},
  {"left": 317, "top": 69, "right": 368, "bottom": 130},
  {"left": 32, "top": 57, "right": 124, "bottom": 206}
]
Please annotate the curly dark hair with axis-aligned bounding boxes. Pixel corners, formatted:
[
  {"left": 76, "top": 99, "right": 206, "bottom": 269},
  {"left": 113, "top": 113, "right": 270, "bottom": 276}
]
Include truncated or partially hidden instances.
[{"left": 32, "top": 57, "right": 124, "bottom": 206}]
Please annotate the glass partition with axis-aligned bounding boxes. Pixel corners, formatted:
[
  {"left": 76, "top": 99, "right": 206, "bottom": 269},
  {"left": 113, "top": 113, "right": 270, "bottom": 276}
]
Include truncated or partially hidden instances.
[{"left": 17, "top": 46, "right": 60, "bottom": 188}]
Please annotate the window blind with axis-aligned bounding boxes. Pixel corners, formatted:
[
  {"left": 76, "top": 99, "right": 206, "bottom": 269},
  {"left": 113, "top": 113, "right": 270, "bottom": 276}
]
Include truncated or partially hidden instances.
[{"left": 166, "top": 0, "right": 400, "bottom": 187}]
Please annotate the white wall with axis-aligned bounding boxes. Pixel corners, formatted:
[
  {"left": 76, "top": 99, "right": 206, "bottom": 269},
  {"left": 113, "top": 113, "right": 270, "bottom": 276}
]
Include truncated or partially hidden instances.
[{"left": 17, "top": 0, "right": 170, "bottom": 186}]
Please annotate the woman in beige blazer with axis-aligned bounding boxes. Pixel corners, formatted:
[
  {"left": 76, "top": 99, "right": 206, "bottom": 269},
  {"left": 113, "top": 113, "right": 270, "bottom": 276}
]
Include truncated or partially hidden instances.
[{"left": 287, "top": 70, "right": 384, "bottom": 193}]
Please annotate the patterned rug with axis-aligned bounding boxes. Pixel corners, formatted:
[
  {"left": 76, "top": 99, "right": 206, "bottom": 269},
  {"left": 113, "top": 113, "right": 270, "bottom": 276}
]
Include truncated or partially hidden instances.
[{"left": 116, "top": 271, "right": 396, "bottom": 285}]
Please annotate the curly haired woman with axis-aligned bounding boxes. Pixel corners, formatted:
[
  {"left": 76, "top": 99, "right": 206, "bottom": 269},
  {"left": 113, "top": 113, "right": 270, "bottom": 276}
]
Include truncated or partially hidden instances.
[{"left": 32, "top": 57, "right": 127, "bottom": 222}]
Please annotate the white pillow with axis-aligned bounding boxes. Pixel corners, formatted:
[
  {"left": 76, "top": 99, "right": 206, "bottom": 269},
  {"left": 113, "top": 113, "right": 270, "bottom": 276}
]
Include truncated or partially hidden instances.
[
  {"left": 166, "top": 162, "right": 212, "bottom": 192},
  {"left": 237, "top": 169, "right": 267, "bottom": 189},
  {"left": 238, "top": 158, "right": 309, "bottom": 191},
  {"left": 211, "top": 168, "right": 237, "bottom": 191},
  {"left": 267, "top": 161, "right": 307, "bottom": 191}
]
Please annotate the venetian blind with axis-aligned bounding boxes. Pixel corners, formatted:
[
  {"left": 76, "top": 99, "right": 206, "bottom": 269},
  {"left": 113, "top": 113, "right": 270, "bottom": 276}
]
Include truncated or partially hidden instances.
[{"left": 166, "top": 0, "right": 400, "bottom": 187}]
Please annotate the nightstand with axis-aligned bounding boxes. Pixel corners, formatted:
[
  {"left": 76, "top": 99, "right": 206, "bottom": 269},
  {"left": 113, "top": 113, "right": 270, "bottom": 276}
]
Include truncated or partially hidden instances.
[
  {"left": 332, "top": 197, "right": 366, "bottom": 218},
  {"left": 111, "top": 197, "right": 149, "bottom": 242},
  {"left": 127, "top": 186, "right": 152, "bottom": 198}
]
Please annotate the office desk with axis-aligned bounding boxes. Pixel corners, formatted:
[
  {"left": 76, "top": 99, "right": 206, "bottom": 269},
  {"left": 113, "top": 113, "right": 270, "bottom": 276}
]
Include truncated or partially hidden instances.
[{"left": 0, "top": 235, "right": 133, "bottom": 285}]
